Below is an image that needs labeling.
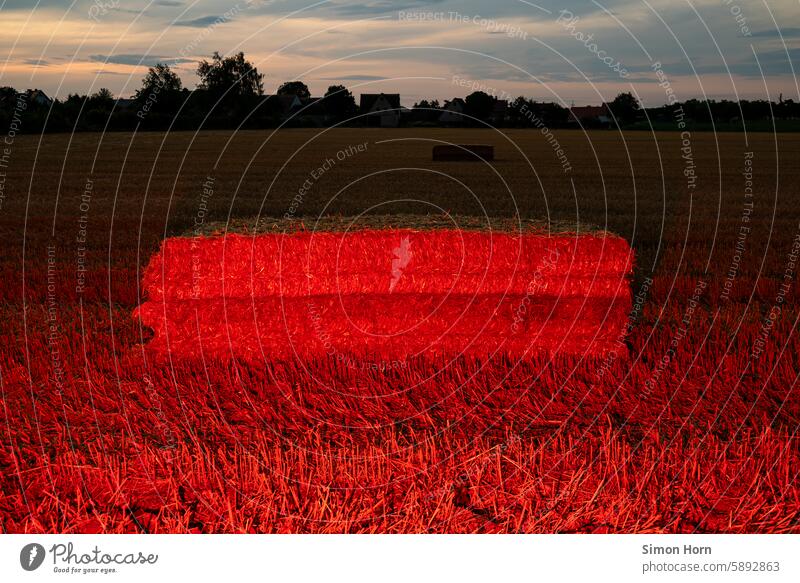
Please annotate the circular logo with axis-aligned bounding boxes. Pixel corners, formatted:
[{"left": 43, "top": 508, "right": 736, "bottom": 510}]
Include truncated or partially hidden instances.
[{"left": 20, "top": 543, "right": 46, "bottom": 571}]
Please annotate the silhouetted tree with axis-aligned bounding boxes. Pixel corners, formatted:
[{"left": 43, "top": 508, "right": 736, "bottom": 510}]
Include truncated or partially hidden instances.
[
  {"left": 776, "top": 98, "right": 800, "bottom": 121},
  {"left": 464, "top": 91, "right": 494, "bottom": 124},
  {"left": 197, "top": 51, "right": 264, "bottom": 101},
  {"left": 136, "top": 64, "right": 182, "bottom": 98},
  {"left": 608, "top": 92, "right": 640, "bottom": 125},
  {"left": 77, "top": 88, "right": 115, "bottom": 130},
  {"left": 508, "top": 96, "right": 528, "bottom": 126},
  {"left": 88, "top": 88, "right": 114, "bottom": 108},
  {"left": 134, "top": 64, "right": 184, "bottom": 119},
  {"left": 411, "top": 99, "right": 441, "bottom": 123},
  {"left": 323, "top": 84, "right": 356, "bottom": 119},
  {"left": 5, "top": 75, "right": 800, "bottom": 133},
  {"left": 413, "top": 99, "right": 440, "bottom": 110},
  {"left": 0, "top": 86, "right": 17, "bottom": 105},
  {"left": 0, "top": 87, "right": 18, "bottom": 131},
  {"left": 278, "top": 81, "right": 311, "bottom": 101}
]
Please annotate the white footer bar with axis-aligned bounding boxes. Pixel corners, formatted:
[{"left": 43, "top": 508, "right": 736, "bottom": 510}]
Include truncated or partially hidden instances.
[{"left": 1, "top": 534, "right": 797, "bottom": 582}]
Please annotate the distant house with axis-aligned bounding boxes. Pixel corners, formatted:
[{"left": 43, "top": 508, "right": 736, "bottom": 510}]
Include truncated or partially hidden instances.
[
  {"left": 360, "top": 93, "right": 401, "bottom": 127},
  {"left": 438, "top": 98, "right": 465, "bottom": 124},
  {"left": 569, "top": 104, "right": 612, "bottom": 126},
  {"left": 25, "top": 89, "right": 53, "bottom": 106},
  {"left": 297, "top": 97, "right": 329, "bottom": 126},
  {"left": 116, "top": 98, "right": 137, "bottom": 110},
  {"left": 263, "top": 94, "right": 304, "bottom": 116},
  {"left": 491, "top": 99, "right": 509, "bottom": 124}
]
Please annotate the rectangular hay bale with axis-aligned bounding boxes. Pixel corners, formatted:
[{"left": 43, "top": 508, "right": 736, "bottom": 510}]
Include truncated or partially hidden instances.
[
  {"left": 135, "top": 215, "right": 634, "bottom": 362},
  {"left": 432, "top": 144, "right": 494, "bottom": 161}
]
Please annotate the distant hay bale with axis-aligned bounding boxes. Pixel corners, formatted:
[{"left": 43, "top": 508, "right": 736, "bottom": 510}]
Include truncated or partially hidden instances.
[{"left": 432, "top": 144, "right": 494, "bottom": 162}]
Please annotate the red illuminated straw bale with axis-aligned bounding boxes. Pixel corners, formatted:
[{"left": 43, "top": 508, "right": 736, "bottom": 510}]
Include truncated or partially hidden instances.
[{"left": 135, "top": 218, "right": 634, "bottom": 361}]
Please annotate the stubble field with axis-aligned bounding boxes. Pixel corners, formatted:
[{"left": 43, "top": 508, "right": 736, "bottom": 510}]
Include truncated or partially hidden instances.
[{"left": 1, "top": 127, "right": 800, "bottom": 533}]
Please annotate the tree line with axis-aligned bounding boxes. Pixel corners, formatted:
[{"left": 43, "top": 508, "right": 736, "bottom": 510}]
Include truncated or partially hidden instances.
[
  {"left": 2, "top": 51, "right": 798, "bottom": 133},
  {"left": 0, "top": 53, "right": 358, "bottom": 133}
]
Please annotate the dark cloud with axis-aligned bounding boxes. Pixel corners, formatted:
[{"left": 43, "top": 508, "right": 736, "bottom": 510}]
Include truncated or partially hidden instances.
[
  {"left": 736, "top": 47, "right": 800, "bottom": 77},
  {"left": 245, "top": 0, "right": 628, "bottom": 19},
  {"left": 174, "top": 15, "right": 229, "bottom": 27},
  {"left": 622, "top": 46, "right": 799, "bottom": 81},
  {"left": 750, "top": 27, "right": 800, "bottom": 38},
  {"left": 348, "top": 0, "right": 647, "bottom": 20},
  {"left": 0, "top": 0, "right": 82, "bottom": 8},
  {"left": 89, "top": 54, "right": 192, "bottom": 66},
  {"left": 0, "top": 0, "right": 174, "bottom": 9},
  {"left": 331, "top": 0, "right": 446, "bottom": 17}
]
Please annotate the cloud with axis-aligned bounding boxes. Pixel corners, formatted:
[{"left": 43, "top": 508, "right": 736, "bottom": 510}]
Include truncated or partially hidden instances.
[
  {"left": 244, "top": 0, "right": 452, "bottom": 19},
  {"left": 174, "top": 15, "right": 229, "bottom": 27},
  {"left": 4, "top": 0, "right": 798, "bottom": 102},
  {"left": 331, "top": 0, "right": 446, "bottom": 17},
  {"left": 737, "top": 47, "right": 800, "bottom": 77},
  {"left": 0, "top": 0, "right": 79, "bottom": 7},
  {"left": 245, "top": 0, "right": 617, "bottom": 19},
  {"left": 750, "top": 27, "right": 800, "bottom": 38},
  {"left": 89, "top": 54, "right": 192, "bottom": 66},
  {"left": 619, "top": 46, "right": 798, "bottom": 83},
  {"left": 321, "top": 74, "right": 388, "bottom": 80}
]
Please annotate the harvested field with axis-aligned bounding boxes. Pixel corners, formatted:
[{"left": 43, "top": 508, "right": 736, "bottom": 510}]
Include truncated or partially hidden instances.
[{"left": 2, "top": 128, "right": 800, "bottom": 533}]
